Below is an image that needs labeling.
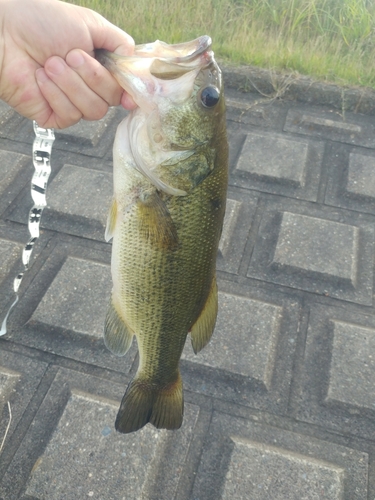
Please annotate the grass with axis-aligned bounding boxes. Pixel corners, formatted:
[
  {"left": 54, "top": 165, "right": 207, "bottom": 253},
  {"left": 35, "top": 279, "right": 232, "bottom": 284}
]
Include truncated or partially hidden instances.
[{"left": 68, "top": 0, "right": 375, "bottom": 89}]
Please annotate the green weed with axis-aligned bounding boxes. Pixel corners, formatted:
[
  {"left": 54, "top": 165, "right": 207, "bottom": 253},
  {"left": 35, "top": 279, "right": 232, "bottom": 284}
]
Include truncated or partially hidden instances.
[{"left": 68, "top": 0, "right": 375, "bottom": 89}]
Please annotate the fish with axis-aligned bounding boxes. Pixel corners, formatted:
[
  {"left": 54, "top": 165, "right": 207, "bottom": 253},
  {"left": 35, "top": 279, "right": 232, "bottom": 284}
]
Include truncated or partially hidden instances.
[{"left": 96, "top": 35, "right": 228, "bottom": 433}]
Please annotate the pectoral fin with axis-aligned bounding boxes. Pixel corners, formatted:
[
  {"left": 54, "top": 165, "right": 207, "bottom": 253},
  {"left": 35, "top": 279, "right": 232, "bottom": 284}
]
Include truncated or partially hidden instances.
[
  {"left": 160, "top": 150, "right": 195, "bottom": 166},
  {"left": 190, "top": 276, "right": 218, "bottom": 354},
  {"left": 157, "top": 149, "right": 214, "bottom": 193},
  {"left": 105, "top": 198, "right": 117, "bottom": 242},
  {"left": 137, "top": 192, "right": 179, "bottom": 250},
  {"left": 104, "top": 296, "right": 134, "bottom": 356}
]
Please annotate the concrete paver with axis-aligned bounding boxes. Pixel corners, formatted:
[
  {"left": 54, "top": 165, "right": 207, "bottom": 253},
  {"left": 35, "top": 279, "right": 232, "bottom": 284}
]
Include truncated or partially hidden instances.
[{"left": 1, "top": 71, "right": 375, "bottom": 499}]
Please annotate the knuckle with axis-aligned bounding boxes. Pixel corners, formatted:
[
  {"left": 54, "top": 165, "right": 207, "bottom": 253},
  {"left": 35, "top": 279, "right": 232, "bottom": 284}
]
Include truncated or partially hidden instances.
[
  {"left": 57, "top": 110, "right": 82, "bottom": 129},
  {"left": 83, "top": 101, "right": 108, "bottom": 121}
]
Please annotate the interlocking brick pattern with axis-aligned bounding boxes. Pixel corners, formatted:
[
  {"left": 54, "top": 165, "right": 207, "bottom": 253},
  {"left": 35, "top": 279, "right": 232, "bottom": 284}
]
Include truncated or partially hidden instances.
[{"left": 1, "top": 81, "right": 375, "bottom": 499}]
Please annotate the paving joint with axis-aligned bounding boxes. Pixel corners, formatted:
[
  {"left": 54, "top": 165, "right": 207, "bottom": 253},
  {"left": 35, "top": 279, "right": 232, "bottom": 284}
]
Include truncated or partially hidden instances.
[{"left": 1, "top": 71, "right": 375, "bottom": 498}]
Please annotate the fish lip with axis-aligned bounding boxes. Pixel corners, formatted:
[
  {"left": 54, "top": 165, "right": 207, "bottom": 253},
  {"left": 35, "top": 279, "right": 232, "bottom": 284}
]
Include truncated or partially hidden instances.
[
  {"left": 95, "top": 35, "right": 212, "bottom": 68},
  {"left": 164, "top": 35, "right": 212, "bottom": 64},
  {"left": 95, "top": 48, "right": 115, "bottom": 68}
]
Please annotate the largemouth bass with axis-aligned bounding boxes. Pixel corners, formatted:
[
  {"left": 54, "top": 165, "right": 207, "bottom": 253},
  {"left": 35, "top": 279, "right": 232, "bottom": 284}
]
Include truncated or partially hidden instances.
[{"left": 97, "top": 35, "right": 228, "bottom": 433}]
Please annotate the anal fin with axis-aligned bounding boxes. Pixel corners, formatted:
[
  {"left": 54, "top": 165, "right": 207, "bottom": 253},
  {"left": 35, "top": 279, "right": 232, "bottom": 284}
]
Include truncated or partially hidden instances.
[
  {"left": 190, "top": 275, "right": 218, "bottom": 354},
  {"left": 104, "top": 296, "right": 133, "bottom": 356},
  {"left": 137, "top": 192, "right": 178, "bottom": 250}
]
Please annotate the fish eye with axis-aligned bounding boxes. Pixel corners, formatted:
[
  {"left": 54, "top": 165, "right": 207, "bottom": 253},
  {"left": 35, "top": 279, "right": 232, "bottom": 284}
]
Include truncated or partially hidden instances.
[{"left": 200, "top": 86, "right": 220, "bottom": 108}]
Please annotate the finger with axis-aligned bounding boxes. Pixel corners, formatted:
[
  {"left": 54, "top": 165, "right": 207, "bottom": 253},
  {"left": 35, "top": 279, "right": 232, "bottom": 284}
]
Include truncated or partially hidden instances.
[
  {"left": 35, "top": 68, "right": 83, "bottom": 129},
  {"left": 66, "top": 49, "right": 122, "bottom": 106},
  {"left": 44, "top": 56, "right": 109, "bottom": 121},
  {"left": 121, "top": 92, "right": 137, "bottom": 111},
  {"left": 86, "top": 11, "right": 135, "bottom": 55}
]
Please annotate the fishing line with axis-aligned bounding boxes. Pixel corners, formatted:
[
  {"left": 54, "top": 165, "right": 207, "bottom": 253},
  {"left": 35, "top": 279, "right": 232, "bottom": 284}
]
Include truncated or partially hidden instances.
[{"left": 0, "top": 122, "right": 55, "bottom": 336}]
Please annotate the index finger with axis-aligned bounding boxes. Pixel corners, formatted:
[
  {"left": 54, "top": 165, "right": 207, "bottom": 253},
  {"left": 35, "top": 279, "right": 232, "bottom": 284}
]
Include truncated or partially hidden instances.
[
  {"left": 85, "top": 9, "right": 135, "bottom": 55},
  {"left": 66, "top": 49, "right": 123, "bottom": 107}
]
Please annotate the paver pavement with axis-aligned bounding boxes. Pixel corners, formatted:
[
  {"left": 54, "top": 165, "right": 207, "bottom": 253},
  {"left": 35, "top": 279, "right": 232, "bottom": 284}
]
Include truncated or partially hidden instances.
[{"left": 0, "top": 69, "right": 375, "bottom": 499}]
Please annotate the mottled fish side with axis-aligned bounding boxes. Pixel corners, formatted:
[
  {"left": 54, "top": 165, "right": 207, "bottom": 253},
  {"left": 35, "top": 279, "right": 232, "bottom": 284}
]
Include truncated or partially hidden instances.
[{"left": 98, "top": 36, "right": 228, "bottom": 433}]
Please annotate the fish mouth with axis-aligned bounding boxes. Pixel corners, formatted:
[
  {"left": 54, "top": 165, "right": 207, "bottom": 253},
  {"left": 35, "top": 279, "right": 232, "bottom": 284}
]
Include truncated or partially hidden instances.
[
  {"left": 95, "top": 35, "right": 214, "bottom": 94},
  {"left": 96, "top": 36, "right": 219, "bottom": 198},
  {"left": 133, "top": 35, "right": 212, "bottom": 63},
  {"left": 96, "top": 35, "right": 212, "bottom": 69}
]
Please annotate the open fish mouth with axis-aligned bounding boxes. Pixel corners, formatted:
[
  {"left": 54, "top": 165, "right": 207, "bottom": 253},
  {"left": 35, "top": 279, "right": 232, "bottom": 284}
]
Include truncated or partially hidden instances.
[
  {"left": 96, "top": 36, "right": 221, "bottom": 197},
  {"left": 96, "top": 35, "right": 212, "bottom": 69},
  {"left": 95, "top": 35, "right": 215, "bottom": 99},
  {"left": 99, "top": 34, "right": 228, "bottom": 433},
  {"left": 132, "top": 35, "right": 212, "bottom": 63}
]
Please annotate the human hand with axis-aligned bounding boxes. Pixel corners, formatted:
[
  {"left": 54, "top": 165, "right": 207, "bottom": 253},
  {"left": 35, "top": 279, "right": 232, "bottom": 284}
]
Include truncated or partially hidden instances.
[{"left": 0, "top": 0, "right": 136, "bottom": 129}]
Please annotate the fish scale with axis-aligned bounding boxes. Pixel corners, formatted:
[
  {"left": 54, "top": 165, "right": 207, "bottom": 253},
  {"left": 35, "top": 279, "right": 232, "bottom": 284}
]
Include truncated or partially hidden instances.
[
  {"left": 97, "top": 35, "right": 228, "bottom": 433},
  {"left": 113, "top": 155, "right": 226, "bottom": 420}
]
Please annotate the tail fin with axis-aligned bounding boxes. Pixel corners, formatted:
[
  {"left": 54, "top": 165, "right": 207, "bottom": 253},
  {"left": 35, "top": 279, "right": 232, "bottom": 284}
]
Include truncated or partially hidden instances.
[{"left": 115, "top": 372, "right": 184, "bottom": 434}]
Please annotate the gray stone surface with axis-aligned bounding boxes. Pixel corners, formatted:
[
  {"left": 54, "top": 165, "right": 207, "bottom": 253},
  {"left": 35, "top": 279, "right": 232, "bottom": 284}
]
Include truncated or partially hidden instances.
[
  {"left": 192, "top": 412, "right": 368, "bottom": 500},
  {"left": 183, "top": 292, "right": 282, "bottom": 390},
  {"left": 284, "top": 107, "right": 375, "bottom": 147},
  {"left": 56, "top": 108, "right": 118, "bottom": 148},
  {"left": 181, "top": 282, "right": 300, "bottom": 416},
  {"left": 327, "top": 320, "right": 375, "bottom": 409},
  {"left": 222, "top": 64, "right": 375, "bottom": 114},
  {"left": 51, "top": 107, "right": 124, "bottom": 158},
  {"left": 273, "top": 212, "right": 359, "bottom": 285},
  {"left": 43, "top": 163, "right": 112, "bottom": 240},
  {"left": 248, "top": 203, "right": 374, "bottom": 305},
  {"left": 347, "top": 151, "right": 375, "bottom": 198},
  {"left": 216, "top": 190, "right": 258, "bottom": 274},
  {"left": 0, "top": 368, "right": 200, "bottom": 500},
  {"left": 47, "top": 164, "right": 112, "bottom": 221},
  {"left": 0, "top": 150, "right": 31, "bottom": 217},
  {"left": 0, "top": 151, "right": 30, "bottom": 198},
  {"left": 0, "top": 101, "right": 17, "bottom": 126},
  {"left": 32, "top": 256, "right": 111, "bottom": 337},
  {"left": 3, "top": 241, "right": 136, "bottom": 373},
  {"left": 0, "top": 350, "right": 48, "bottom": 479},
  {"left": 230, "top": 128, "right": 324, "bottom": 201},
  {"left": 291, "top": 304, "right": 375, "bottom": 439},
  {"left": 221, "top": 437, "right": 345, "bottom": 500},
  {"left": 0, "top": 102, "right": 25, "bottom": 135},
  {"left": 218, "top": 198, "right": 242, "bottom": 257},
  {"left": 1, "top": 75, "right": 375, "bottom": 499},
  {"left": 236, "top": 132, "right": 308, "bottom": 186},
  {"left": 0, "top": 238, "right": 23, "bottom": 284},
  {"left": 324, "top": 143, "right": 375, "bottom": 215},
  {"left": 24, "top": 391, "right": 199, "bottom": 500}
]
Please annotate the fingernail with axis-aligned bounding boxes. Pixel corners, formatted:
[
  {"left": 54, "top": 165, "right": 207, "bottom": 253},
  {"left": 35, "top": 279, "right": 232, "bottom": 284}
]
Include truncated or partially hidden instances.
[
  {"left": 121, "top": 92, "right": 137, "bottom": 110},
  {"left": 66, "top": 50, "right": 85, "bottom": 68},
  {"left": 46, "top": 57, "right": 65, "bottom": 76},
  {"left": 115, "top": 41, "right": 135, "bottom": 57},
  {"left": 36, "top": 68, "right": 49, "bottom": 83}
]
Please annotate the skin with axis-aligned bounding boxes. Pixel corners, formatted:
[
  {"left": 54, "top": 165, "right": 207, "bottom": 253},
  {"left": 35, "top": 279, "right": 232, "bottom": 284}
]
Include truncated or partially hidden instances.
[{"left": 0, "top": 0, "right": 137, "bottom": 129}]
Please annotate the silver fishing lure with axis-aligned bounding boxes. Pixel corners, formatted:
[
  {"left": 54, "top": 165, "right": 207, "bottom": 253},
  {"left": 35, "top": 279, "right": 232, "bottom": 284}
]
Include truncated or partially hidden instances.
[{"left": 0, "top": 122, "right": 55, "bottom": 335}]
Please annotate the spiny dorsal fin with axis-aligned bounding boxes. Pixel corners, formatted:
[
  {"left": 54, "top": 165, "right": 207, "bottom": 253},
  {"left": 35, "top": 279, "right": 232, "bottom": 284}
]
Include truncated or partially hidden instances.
[
  {"left": 104, "top": 296, "right": 134, "bottom": 356},
  {"left": 137, "top": 192, "right": 179, "bottom": 250},
  {"left": 190, "top": 276, "right": 218, "bottom": 354}
]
